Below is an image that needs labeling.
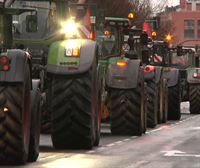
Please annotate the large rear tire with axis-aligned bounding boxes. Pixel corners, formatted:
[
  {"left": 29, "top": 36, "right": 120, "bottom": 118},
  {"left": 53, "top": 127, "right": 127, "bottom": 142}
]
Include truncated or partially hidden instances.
[
  {"left": 40, "top": 90, "right": 51, "bottom": 134},
  {"left": 189, "top": 84, "right": 200, "bottom": 114},
  {"left": 50, "top": 61, "right": 98, "bottom": 149},
  {"left": 158, "top": 78, "right": 168, "bottom": 123},
  {"left": 0, "top": 65, "right": 31, "bottom": 165},
  {"left": 28, "top": 84, "right": 41, "bottom": 162},
  {"left": 94, "top": 66, "right": 102, "bottom": 146},
  {"left": 146, "top": 80, "right": 158, "bottom": 128},
  {"left": 167, "top": 83, "right": 181, "bottom": 120},
  {"left": 108, "top": 84, "right": 144, "bottom": 136}
]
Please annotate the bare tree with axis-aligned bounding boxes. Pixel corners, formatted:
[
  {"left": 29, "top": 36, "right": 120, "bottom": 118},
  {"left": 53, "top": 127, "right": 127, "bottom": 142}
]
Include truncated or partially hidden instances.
[
  {"left": 157, "top": 19, "right": 175, "bottom": 40},
  {"left": 151, "top": 0, "right": 169, "bottom": 14},
  {"left": 128, "top": 0, "right": 153, "bottom": 28}
]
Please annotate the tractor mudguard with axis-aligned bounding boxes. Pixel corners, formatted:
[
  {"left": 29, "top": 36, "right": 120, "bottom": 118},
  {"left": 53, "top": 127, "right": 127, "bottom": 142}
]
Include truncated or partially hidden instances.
[
  {"left": 162, "top": 68, "right": 179, "bottom": 87},
  {"left": 106, "top": 59, "right": 141, "bottom": 89},
  {"left": 0, "top": 49, "right": 31, "bottom": 83},
  {"left": 144, "top": 66, "right": 162, "bottom": 84},
  {"left": 47, "top": 39, "right": 97, "bottom": 75},
  {"left": 187, "top": 68, "right": 200, "bottom": 84}
]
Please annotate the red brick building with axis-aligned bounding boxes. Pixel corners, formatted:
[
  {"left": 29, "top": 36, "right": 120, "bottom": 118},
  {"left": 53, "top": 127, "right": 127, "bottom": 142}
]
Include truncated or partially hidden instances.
[{"left": 160, "top": 0, "right": 200, "bottom": 47}]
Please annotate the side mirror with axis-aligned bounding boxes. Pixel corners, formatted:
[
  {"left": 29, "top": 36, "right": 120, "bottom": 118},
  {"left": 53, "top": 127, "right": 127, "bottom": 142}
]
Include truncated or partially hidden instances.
[{"left": 26, "top": 15, "right": 38, "bottom": 33}]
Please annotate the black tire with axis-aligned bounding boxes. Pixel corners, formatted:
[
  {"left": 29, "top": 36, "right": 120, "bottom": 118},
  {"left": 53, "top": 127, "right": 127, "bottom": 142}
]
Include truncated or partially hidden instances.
[
  {"left": 167, "top": 83, "right": 181, "bottom": 120},
  {"left": 40, "top": 69, "right": 51, "bottom": 134},
  {"left": 146, "top": 80, "right": 158, "bottom": 128},
  {"left": 50, "top": 61, "right": 98, "bottom": 149},
  {"left": 0, "top": 65, "right": 31, "bottom": 165},
  {"left": 157, "top": 81, "right": 162, "bottom": 124},
  {"left": 158, "top": 78, "right": 168, "bottom": 123},
  {"left": 40, "top": 90, "right": 51, "bottom": 134},
  {"left": 94, "top": 67, "right": 102, "bottom": 146},
  {"left": 28, "top": 87, "right": 41, "bottom": 162},
  {"left": 142, "top": 82, "right": 147, "bottom": 134},
  {"left": 189, "top": 84, "right": 200, "bottom": 114},
  {"left": 108, "top": 85, "right": 144, "bottom": 136},
  {"left": 162, "top": 79, "right": 168, "bottom": 123}
]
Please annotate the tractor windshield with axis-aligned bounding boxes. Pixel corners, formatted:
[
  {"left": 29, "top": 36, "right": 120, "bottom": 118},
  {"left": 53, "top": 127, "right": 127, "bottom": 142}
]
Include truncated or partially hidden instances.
[
  {"left": 96, "top": 27, "right": 120, "bottom": 57},
  {"left": 151, "top": 42, "right": 169, "bottom": 66},
  {"left": 12, "top": 1, "right": 54, "bottom": 39},
  {"left": 170, "top": 51, "right": 191, "bottom": 68}
]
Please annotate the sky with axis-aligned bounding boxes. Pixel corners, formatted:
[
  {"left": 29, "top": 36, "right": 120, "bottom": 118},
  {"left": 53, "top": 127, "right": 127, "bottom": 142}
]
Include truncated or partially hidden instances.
[
  {"left": 153, "top": 0, "right": 180, "bottom": 7},
  {"left": 167, "top": 0, "right": 180, "bottom": 7}
]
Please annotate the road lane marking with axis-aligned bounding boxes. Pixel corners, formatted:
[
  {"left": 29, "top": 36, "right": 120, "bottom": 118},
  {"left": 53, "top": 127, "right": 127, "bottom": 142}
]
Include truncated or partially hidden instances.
[
  {"left": 106, "top": 143, "right": 115, "bottom": 147},
  {"left": 86, "top": 150, "right": 95, "bottom": 154},
  {"left": 85, "top": 115, "right": 198, "bottom": 154},
  {"left": 115, "top": 141, "right": 123, "bottom": 144},
  {"left": 96, "top": 147, "right": 106, "bottom": 151},
  {"left": 148, "top": 127, "right": 162, "bottom": 133},
  {"left": 189, "top": 127, "right": 200, "bottom": 130},
  {"left": 123, "top": 138, "right": 131, "bottom": 142},
  {"left": 162, "top": 150, "right": 200, "bottom": 158}
]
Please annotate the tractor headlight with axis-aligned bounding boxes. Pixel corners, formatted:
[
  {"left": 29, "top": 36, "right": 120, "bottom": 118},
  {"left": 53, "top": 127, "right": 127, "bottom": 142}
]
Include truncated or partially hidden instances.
[{"left": 60, "top": 18, "right": 78, "bottom": 38}]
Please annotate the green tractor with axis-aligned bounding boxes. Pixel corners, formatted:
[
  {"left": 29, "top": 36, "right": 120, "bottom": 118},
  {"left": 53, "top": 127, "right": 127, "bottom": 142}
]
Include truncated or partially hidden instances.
[
  {"left": 144, "top": 40, "right": 169, "bottom": 125},
  {"left": 147, "top": 39, "right": 182, "bottom": 120},
  {"left": 12, "top": 0, "right": 101, "bottom": 149},
  {"left": 0, "top": 3, "right": 41, "bottom": 165},
  {"left": 150, "top": 39, "right": 200, "bottom": 119},
  {"left": 167, "top": 45, "right": 200, "bottom": 116},
  {"left": 97, "top": 18, "right": 147, "bottom": 135}
]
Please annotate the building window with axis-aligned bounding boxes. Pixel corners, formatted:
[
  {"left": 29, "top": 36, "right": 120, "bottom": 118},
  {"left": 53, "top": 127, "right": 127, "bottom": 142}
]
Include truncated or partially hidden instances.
[
  {"left": 198, "top": 20, "right": 200, "bottom": 38},
  {"left": 184, "top": 20, "right": 194, "bottom": 38}
]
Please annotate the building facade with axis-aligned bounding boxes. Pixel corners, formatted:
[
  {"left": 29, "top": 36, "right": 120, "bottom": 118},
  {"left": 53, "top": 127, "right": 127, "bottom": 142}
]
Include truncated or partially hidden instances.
[{"left": 160, "top": 0, "right": 200, "bottom": 47}]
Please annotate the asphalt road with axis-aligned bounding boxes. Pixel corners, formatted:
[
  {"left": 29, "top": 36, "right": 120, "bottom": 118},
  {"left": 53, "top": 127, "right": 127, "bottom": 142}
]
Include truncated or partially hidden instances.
[{"left": 1, "top": 102, "right": 200, "bottom": 168}]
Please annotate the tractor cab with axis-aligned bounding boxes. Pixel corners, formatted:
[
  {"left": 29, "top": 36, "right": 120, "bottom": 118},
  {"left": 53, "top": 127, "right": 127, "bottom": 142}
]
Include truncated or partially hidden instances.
[
  {"left": 123, "top": 28, "right": 143, "bottom": 60},
  {"left": 148, "top": 40, "right": 170, "bottom": 66},
  {"left": 12, "top": 1, "right": 96, "bottom": 40},
  {"left": 96, "top": 17, "right": 129, "bottom": 58},
  {"left": 169, "top": 46, "right": 195, "bottom": 69}
]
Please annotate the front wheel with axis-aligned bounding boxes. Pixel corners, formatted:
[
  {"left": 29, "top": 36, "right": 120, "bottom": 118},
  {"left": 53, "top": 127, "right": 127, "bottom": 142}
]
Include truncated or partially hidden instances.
[{"left": 28, "top": 81, "right": 41, "bottom": 162}]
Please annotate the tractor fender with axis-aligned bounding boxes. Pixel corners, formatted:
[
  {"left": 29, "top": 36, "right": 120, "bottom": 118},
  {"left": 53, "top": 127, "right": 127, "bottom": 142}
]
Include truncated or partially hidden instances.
[
  {"left": 187, "top": 68, "right": 200, "bottom": 84},
  {"left": 0, "top": 49, "right": 31, "bottom": 83},
  {"left": 144, "top": 66, "right": 162, "bottom": 84},
  {"left": 106, "top": 59, "right": 141, "bottom": 89},
  {"left": 162, "top": 68, "right": 179, "bottom": 87},
  {"left": 47, "top": 39, "right": 97, "bottom": 75}
]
